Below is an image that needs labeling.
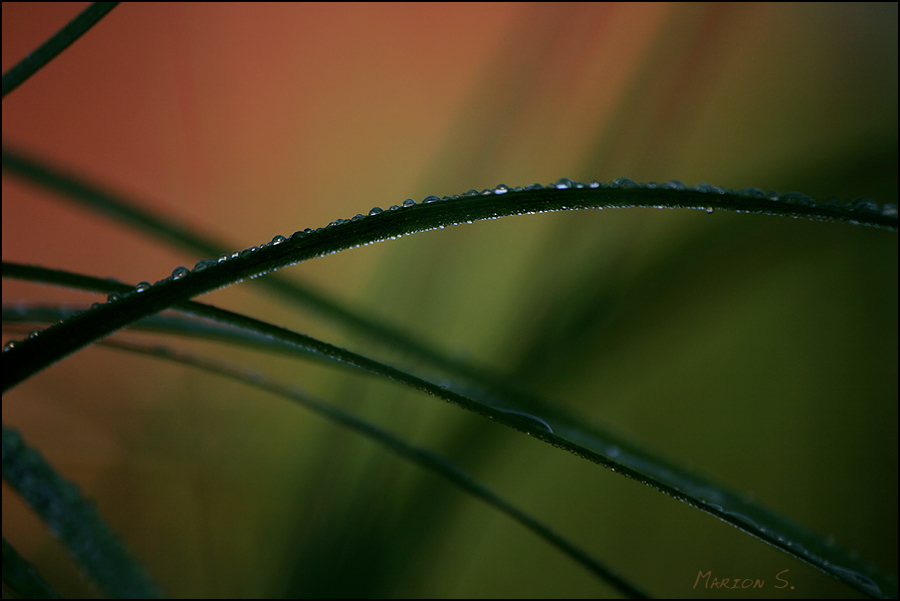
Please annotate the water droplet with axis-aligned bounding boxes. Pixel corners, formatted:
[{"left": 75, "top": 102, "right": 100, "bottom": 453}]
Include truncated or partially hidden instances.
[
  {"left": 389, "top": 205, "right": 401, "bottom": 211},
  {"left": 3, "top": 340, "right": 18, "bottom": 351},
  {"left": 664, "top": 180, "right": 687, "bottom": 190},
  {"left": 193, "top": 259, "right": 213, "bottom": 272},
  {"left": 739, "top": 187, "right": 767, "bottom": 199},
  {"left": 880, "top": 204, "right": 898, "bottom": 217},
  {"left": 369, "top": 207, "right": 384, "bottom": 215},
  {"left": 135, "top": 282, "right": 151, "bottom": 293},
  {"left": 291, "top": 231, "right": 307, "bottom": 240},
  {"left": 422, "top": 195, "right": 440, "bottom": 204},
  {"left": 782, "top": 192, "right": 813, "bottom": 206},
  {"left": 852, "top": 198, "right": 878, "bottom": 212},
  {"left": 230, "top": 251, "right": 241, "bottom": 259},
  {"left": 555, "top": 178, "right": 575, "bottom": 189},
  {"left": 493, "top": 184, "right": 510, "bottom": 194},
  {"left": 91, "top": 302, "right": 102, "bottom": 309},
  {"left": 402, "top": 198, "right": 416, "bottom": 207},
  {"left": 271, "top": 235, "right": 286, "bottom": 245},
  {"left": 107, "top": 292, "right": 122, "bottom": 303},
  {"left": 612, "top": 177, "right": 637, "bottom": 188},
  {"left": 218, "top": 254, "right": 229, "bottom": 263},
  {"left": 829, "top": 567, "right": 882, "bottom": 597},
  {"left": 241, "top": 247, "right": 258, "bottom": 259},
  {"left": 695, "top": 183, "right": 724, "bottom": 194},
  {"left": 171, "top": 266, "right": 190, "bottom": 280},
  {"left": 493, "top": 408, "right": 553, "bottom": 433},
  {"left": 704, "top": 207, "right": 715, "bottom": 214},
  {"left": 463, "top": 189, "right": 480, "bottom": 197}
]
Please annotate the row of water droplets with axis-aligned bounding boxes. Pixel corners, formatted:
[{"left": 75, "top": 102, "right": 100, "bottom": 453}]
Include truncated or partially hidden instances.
[
  {"left": 171, "top": 177, "right": 897, "bottom": 278},
  {"left": 284, "top": 177, "right": 895, "bottom": 236},
  {"left": 1, "top": 180, "right": 591, "bottom": 352},
  {"left": 5, "top": 178, "right": 894, "bottom": 353}
]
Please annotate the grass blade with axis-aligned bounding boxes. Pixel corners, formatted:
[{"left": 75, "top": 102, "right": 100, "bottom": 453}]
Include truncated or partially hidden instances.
[
  {"left": 1, "top": 3, "right": 118, "bottom": 98},
  {"left": 4, "top": 260, "right": 895, "bottom": 597},
  {"left": 2, "top": 426, "right": 162, "bottom": 598}
]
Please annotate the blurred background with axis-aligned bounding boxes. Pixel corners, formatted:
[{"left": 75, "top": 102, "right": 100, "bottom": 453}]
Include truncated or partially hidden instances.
[{"left": 2, "top": 3, "right": 897, "bottom": 597}]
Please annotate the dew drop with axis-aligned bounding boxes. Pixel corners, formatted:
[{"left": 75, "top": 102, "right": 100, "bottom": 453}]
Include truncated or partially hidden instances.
[
  {"left": 704, "top": 207, "right": 715, "bottom": 214},
  {"left": 193, "top": 260, "right": 213, "bottom": 272},
  {"left": 555, "top": 178, "right": 575, "bottom": 189},
  {"left": 782, "top": 192, "right": 813, "bottom": 206},
  {"left": 493, "top": 184, "right": 509, "bottom": 194},
  {"left": 852, "top": 198, "right": 878, "bottom": 212},
  {"left": 240, "top": 247, "right": 258, "bottom": 259},
  {"left": 271, "top": 234, "right": 287, "bottom": 245},
  {"left": 218, "top": 254, "right": 229, "bottom": 263},
  {"left": 463, "top": 189, "right": 480, "bottom": 197},
  {"left": 291, "top": 231, "right": 307, "bottom": 240},
  {"left": 107, "top": 292, "right": 122, "bottom": 303},
  {"left": 493, "top": 408, "right": 553, "bottom": 433},
  {"left": 389, "top": 205, "right": 401, "bottom": 211},
  {"left": 135, "top": 281, "right": 151, "bottom": 293},
  {"left": 369, "top": 207, "right": 384, "bottom": 215},
  {"left": 739, "top": 187, "right": 767, "bottom": 199},
  {"left": 171, "top": 266, "right": 189, "bottom": 280},
  {"left": 829, "top": 567, "right": 882, "bottom": 597},
  {"left": 695, "top": 182, "right": 724, "bottom": 194},
  {"left": 880, "top": 204, "right": 898, "bottom": 217},
  {"left": 3, "top": 340, "right": 18, "bottom": 352},
  {"left": 664, "top": 180, "right": 687, "bottom": 190},
  {"left": 422, "top": 195, "right": 440, "bottom": 204},
  {"left": 230, "top": 251, "right": 241, "bottom": 259},
  {"left": 402, "top": 198, "right": 416, "bottom": 207},
  {"left": 612, "top": 177, "right": 637, "bottom": 188}
]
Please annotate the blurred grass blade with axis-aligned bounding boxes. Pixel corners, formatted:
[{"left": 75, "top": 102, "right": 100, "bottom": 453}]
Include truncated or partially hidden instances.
[
  {"left": 1, "top": 426, "right": 162, "bottom": 598},
  {"left": 1, "top": 3, "right": 119, "bottom": 98},
  {"left": 99, "top": 337, "right": 650, "bottom": 598}
]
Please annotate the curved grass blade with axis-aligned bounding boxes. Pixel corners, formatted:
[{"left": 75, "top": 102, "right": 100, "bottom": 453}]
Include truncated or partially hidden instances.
[
  {"left": 1, "top": 145, "right": 492, "bottom": 384},
  {"left": 3, "top": 261, "right": 895, "bottom": 597},
  {"left": 1, "top": 426, "right": 162, "bottom": 598},
  {"left": 1, "top": 2, "right": 119, "bottom": 98},
  {"left": 5, "top": 178, "right": 896, "bottom": 391}
]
